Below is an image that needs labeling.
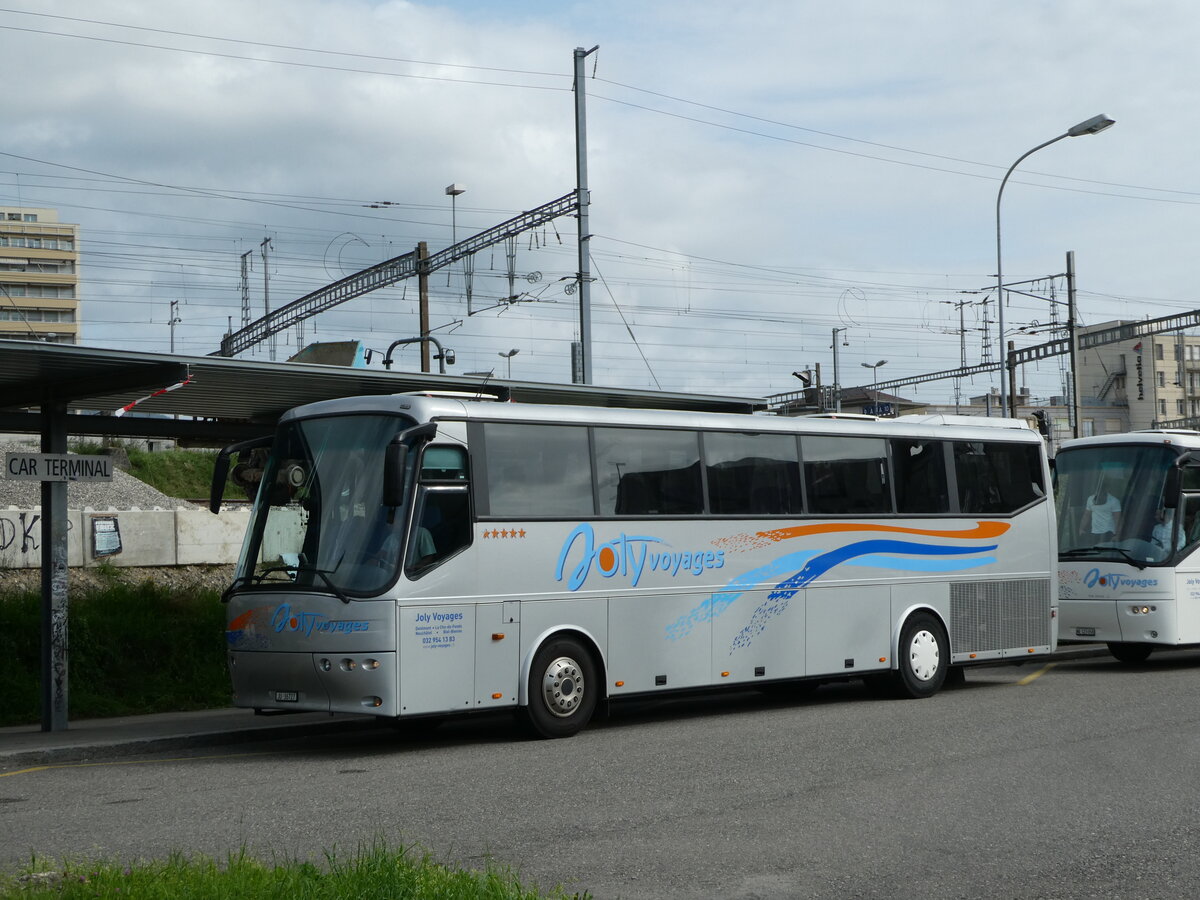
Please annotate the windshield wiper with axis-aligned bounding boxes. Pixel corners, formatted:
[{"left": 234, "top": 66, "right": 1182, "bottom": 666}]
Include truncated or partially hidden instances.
[
  {"left": 309, "top": 567, "right": 352, "bottom": 605},
  {"left": 1060, "top": 546, "right": 1148, "bottom": 570},
  {"left": 251, "top": 565, "right": 353, "bottom": 604}
]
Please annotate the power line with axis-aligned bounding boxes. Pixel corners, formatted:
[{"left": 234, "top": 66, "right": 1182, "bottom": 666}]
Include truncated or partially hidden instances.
[{"left": 0, "top": 22, "right": 569, "bottom": 91}]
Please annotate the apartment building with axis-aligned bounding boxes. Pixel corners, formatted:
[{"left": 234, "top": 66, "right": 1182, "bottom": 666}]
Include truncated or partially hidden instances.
[
  {"left": 1075, "top": 321, "right": 1200, "bottom": 434},
  {"left": 0, "top": 206, "right": 80, "bottom": 344}
]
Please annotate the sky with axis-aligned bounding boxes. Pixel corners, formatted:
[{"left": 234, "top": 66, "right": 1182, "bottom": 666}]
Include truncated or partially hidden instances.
[{"left": 4, "top": 1, "right": 1200, "bottom": 404}]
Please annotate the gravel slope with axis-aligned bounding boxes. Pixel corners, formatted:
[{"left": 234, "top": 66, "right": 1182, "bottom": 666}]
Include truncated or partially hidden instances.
[{"left": 1, "top": 440, "right": 195, "bottom": 510}]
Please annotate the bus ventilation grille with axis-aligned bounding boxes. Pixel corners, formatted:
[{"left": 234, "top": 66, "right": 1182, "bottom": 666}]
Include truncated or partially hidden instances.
[{"left": 950, "top": 579, "right": 1051, "bottom": 653}]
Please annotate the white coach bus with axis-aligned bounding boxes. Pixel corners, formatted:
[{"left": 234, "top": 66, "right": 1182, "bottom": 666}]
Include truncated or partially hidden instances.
[
  {"left": 1056, "top": 429, "right": 1200, "bottom": 662},
  {"left": 211, "top": 395, "right": 1056, "bottom": 738}
]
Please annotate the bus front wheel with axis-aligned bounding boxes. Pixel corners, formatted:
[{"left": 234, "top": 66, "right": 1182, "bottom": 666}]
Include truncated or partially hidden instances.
[
  {"left": 1107, "top": 642, "right": 1154, "bottom": 664},
  {"left": 893, "top": 612, "right": 948, "bottom": 699},
  {"left": 523, "top": 637, "right": 598, "bottom": 739}
]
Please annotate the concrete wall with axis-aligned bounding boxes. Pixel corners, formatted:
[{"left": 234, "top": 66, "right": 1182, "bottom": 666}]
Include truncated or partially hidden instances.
[{"left": 0, "top": 507, "right": 251, "bottom": 569}]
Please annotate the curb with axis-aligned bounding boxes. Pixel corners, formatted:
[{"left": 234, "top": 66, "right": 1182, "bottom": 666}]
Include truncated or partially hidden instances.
[{"left": 0, "top": 714, "right": 382, "bottom": 770}]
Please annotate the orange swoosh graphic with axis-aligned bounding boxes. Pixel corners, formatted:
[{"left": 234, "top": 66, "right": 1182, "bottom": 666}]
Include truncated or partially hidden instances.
[
  {"left": 715, "top": 520, "right": 1009, "bottom": 552},
  {"left": 760, "top": 521, "right": 1009, "bottom": 542}
]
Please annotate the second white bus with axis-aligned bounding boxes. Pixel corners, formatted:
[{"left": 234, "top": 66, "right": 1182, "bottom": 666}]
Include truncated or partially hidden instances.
[
  {"left": 1056, "top": 429, "right": 1200, "bottom": 662},
  {"left": 212, "top": 396, "right": 1057, "bottom": 737}
]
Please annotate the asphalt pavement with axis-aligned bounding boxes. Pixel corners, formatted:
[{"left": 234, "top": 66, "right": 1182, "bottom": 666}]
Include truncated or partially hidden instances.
[{"left": 1, "top": 644, "right": 1109, "bottom": 770}]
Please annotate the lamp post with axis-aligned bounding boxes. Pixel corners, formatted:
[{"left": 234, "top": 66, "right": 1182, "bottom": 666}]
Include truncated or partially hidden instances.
[
  {"left": 445, "top": 184, "right": 466, "bottom": 301},
  {"left": 498, "top": 348, "right": 519, "bottom": 378},
  {"left": 995, "top": 114, "right": 1115, "bottom": 417},
  {"left": 861, "top": 359, "right": 887, "bottom": 413},
  {"left": 445, "top": 184, "right": 465, "bottom": 246}
]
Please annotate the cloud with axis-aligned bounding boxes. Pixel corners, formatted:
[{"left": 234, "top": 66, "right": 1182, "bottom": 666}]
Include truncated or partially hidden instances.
[{"left": 3, "top": 0, "right": 1198, "bottom": 401}]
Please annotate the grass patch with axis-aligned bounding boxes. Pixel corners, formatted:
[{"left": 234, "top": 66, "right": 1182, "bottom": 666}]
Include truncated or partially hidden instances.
[
  {"left": 0, "top": 575, "right": 230, "bottom": 726},
  {"left": 1, "top": 843, "right": 589, "bottom": 899},
  {"left": 125, "top": 447, "right": 229, "bottom": 501},
  {"left": 72, "top": 441, "right": 240, "bottom": 501}
]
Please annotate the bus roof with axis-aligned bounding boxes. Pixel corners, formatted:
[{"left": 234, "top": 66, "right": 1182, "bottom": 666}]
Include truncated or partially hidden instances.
[
  {"left": 279, "top": 393, "right": 1046, "bottom": 444},
  {"left": 1058, "top": 429, "right": 1200, "bottom": 453}
]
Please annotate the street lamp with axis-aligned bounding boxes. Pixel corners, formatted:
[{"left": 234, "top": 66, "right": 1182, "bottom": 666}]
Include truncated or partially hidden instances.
[
  {"left": 445, "top": 183, "right": 467, "bottom": 311},
  {"left": 445, "top": 183, "right": 466, "bottom": 246},
  {"left": 995, "top": 114, "right": 1115, "bottom": 417},
  {"left": 498, "top": 348, "right": 519, "bottom": 378},
  {"left": 861, "top": 359, "right": 887, "bottom": 412}
]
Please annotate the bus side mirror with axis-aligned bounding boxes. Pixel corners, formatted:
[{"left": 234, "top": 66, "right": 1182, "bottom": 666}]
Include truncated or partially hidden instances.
[
  {"left": 211, "top": 453, "right": 232, "bottom": 515},
  {"left": 384, "top": 441, "right": 408, "bottom": 507},
  {"left": 1164, "top": 468, "right": 1181, "bottom": 509},
  {"left": 384, "top": 422, "right": 438, "bottom": 507},
  {"left": 1165, "top": 452, "right": 1200, "bottom": 509},
  {"left": 210, "top": 435, "right": 273, "bottom": 514}
]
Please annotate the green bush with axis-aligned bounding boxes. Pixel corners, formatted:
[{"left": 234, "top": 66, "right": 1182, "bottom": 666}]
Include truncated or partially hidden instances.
[{"left": 0, "top": 577, "right": 230, "bottom": 726}]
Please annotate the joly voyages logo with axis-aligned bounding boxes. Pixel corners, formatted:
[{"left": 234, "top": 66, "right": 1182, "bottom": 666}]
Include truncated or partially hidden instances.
[{"left": 555, "top": 523, "right": 724, "bottom": 591}]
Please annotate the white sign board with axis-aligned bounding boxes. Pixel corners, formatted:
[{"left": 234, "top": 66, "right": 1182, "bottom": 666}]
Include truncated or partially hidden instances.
[{"left": 5, "top": 453, "right": 114, "bottom": 482}]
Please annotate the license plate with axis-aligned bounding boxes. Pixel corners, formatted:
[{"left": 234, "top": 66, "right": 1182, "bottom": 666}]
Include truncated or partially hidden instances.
[
  {"left": 274, "top": 691, "right": 299, "bottom": 702},
  {"left": 1075, "top": 627, "right": 1096, "bottom": 637}
]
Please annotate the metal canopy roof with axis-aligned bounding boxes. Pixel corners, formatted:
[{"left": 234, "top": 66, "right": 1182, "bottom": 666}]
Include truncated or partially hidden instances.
[{"left": 0, "top": 340, "right": 766, "bottom": 442}]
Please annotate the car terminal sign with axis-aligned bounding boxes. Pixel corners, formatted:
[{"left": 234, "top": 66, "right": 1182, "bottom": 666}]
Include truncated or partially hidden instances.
[{"left": 5, "top": 452, "right": 113, "bottom": 482}]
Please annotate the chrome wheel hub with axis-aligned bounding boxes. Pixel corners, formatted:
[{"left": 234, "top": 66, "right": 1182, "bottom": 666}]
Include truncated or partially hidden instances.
[{"left": 541, "top": 656, "right": 585, "bottom": 718}]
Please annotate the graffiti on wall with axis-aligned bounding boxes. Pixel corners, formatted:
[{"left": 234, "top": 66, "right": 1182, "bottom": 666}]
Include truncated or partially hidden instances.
[{"left": 0, "top": 512, "right": 73, "bottom": 561}]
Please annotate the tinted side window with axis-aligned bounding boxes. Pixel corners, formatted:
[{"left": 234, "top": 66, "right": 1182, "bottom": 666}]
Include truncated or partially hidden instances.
[
  {"left": 407, "top": 489, "right": 471, "bottom": 575},
  {"left": 891, "top": 438, "right": 950, "bottom": 514},
  {"left": 594, "top": 428, "right": 702, "bottom": 516},
  {"left": 802, "top": 435, "right": 891, "bottom": 514},
  {"left": 954, "top": 441, "right": 1045, "bottom": 514},
  {"left": 421, "top": 445, "right": 468, "bottom": 481},
  {"left": 481, "top": 423, "right": 594, "bottom": 517},
  {"left": 705, "top": 432, "right": 803, "bottom": 515}
]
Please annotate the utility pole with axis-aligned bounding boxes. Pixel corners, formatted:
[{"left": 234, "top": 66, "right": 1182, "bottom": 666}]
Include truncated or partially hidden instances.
[
  {"left": 239, "top": 250, "right": 252, "bottom": 328},
  {"left": 831, "top": 327, "right": 848, "bottom": 412},
  {"left": 1066, "top": 250, "right": 1081, "bottom": 438},
  {"left": 168, "top": 300, "right": 181, "bottom": 353},
  {"left": 944, "top": 298, "right": 972, "bottom": 414},
  {"left": 1008, "top": 340, "right": 1018, "bottom": 417},
  {"left": 417, "top": 241, "right": 431, "bottom": 373},
  {"left": 574, "top": 45, "right": 598, "bottom": 384},
  {"left": 260, "top": 237, "right": 274, "bottom": 361}
]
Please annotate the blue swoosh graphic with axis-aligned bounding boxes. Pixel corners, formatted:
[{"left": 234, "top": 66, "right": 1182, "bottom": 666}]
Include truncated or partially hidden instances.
[
  {"left": 665, "top": 550, "right": 819, "bottom": 641},
  {"left": 849, "top": 554, "right": 997, "bottom": 572},
  {"left": 769, "top": 540, "right": 998, "bottom": 601},
  {"left": 729, "top": 540, "right": 997, "bottom": 653}
]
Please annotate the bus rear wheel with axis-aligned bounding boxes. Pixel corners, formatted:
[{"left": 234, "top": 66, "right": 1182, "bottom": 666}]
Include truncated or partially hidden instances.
[
  {"left": 893, "top": 612, "right": 948, "bottom": 699},
  {"left": 523, "top": 637, "right": 598, "bottom": 739},
  {"left": 1107, "top": 642, "right": 1154, "bottom": 664}
]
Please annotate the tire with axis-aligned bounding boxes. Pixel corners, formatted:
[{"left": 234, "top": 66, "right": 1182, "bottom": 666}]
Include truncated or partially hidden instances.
[
  {"left": 523, "top": 637, "right": 598, "bottom": 739},
  {"left": 1107, "top": 642, "right": 1154, "bottom": 664},
  {"left": 893, "top": 612, "right": 948, "bottom": 699}
]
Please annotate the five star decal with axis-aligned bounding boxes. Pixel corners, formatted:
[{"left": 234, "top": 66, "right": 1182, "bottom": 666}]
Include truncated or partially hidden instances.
[{"left": 483, "top": 528, "right": 527, "bottom": 539}]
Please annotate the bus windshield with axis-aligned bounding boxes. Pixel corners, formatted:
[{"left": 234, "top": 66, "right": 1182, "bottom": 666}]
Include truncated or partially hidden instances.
[
  {"left": 1055, "top": 443, "right": 1178, "bottom": 566},
  {"left": 235, "top": 413, "right": 415, "bottom": 597}
]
